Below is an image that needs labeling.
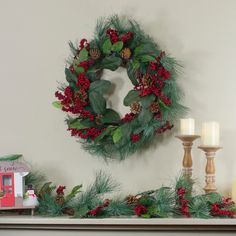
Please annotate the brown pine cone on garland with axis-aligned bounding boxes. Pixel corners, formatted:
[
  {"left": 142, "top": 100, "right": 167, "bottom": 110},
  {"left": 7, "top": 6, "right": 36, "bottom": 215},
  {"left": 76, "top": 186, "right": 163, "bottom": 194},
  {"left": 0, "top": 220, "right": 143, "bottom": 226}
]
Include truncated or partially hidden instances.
[
  {"left": 95, "top": 114, "right": 103, "bottom": 125},
  {"left": 55, "top": 194, "right": 65, "bottom": 206},
  {"left": 130, "top": 102, "right": 141, "bottom": 114},
  {"left": 149, "top": 102, "right": 160, "bottom": 113},
  {"left": 120, "top": 48, "right": 131, "bottom": 60},
  {"left": 125, "top": 195, "right": 139, "bottom": 205},
  {"left": 89, "top": 48, "right": 101, "bottom": 60},
  {"left": 63, "top": 207, "right": 75, "bottom": 216},
  {"left": 77, "top": 90, "right": 88, "bottom": 102},
  {"left": 142, "top": 74, "right": 153, "bottom": 87}
]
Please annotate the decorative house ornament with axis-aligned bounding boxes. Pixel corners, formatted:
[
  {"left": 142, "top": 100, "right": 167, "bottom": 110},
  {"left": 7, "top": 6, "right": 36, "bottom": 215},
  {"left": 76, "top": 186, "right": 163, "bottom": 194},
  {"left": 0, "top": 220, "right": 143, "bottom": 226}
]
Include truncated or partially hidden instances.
[
  {"left": 0, "top": 155, "right": 35, "bottom": 215},
  {"left": 54, "top": 15, "right": 186, "bottom": 160}
]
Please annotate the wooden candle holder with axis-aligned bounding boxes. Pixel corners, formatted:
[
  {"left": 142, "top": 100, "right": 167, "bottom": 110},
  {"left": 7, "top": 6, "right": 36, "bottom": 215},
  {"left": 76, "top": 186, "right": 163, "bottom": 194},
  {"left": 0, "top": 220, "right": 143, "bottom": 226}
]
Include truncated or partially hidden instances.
[
  {"left": 176, "top": 135, "right": 200, "bottom": 178},
  {"left": 198, "top": 146, "right": 222, "bottom": 193}
]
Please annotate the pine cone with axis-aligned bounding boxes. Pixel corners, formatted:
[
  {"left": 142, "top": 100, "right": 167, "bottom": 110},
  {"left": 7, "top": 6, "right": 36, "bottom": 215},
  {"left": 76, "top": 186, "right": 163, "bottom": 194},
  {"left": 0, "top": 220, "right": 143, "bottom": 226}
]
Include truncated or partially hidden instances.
[
  {"left": 130, "top": 102, "right": 141, "bottom": 114},
  {"left": 125, "top": 195, "right": 139, "bottom": 205},
  {"left": 149, "top": 102, "right": 160, "bottom": 113},
  {"left": 63, "top": 207, "right": 75, "bottom": 216},
  {"left": 77, "top": 90, "right": 88, "bottom": 102},
  {"left": 95, "top": 114, "right": 103, "bottom": 125},
  {"left": 142, "top": 74, "right": 153, "bottom": 87},
  {"left": 120, "top": 48, "right": 131, "bottom": 60},
  {"left": 89, "top": 48, "right": 101, "bottom": 60},
  {"left": 55, "top": 194, "right": 65, "bottom": 206}
]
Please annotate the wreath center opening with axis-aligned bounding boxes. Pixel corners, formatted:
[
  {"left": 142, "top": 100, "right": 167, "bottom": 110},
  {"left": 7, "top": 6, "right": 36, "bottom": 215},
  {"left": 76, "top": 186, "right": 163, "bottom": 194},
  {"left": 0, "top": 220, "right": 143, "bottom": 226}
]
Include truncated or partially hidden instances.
[{"left": 102, "top": 68, "right": 133, "bottom": 116}]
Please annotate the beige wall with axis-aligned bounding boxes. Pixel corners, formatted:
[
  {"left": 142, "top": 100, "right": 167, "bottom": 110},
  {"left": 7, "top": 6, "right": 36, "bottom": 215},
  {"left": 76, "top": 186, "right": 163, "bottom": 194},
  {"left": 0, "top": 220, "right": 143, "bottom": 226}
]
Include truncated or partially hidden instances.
[{"left": 0, "top": 0, "right": 235, "bottom": 196}]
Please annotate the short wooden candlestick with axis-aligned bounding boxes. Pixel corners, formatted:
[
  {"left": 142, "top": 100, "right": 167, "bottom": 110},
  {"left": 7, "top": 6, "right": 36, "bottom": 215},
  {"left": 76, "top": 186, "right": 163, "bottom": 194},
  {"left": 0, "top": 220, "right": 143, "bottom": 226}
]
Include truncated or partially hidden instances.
[
  {"left": 198, "top": 146, "right": 222, "bottom": 193},
  {"left": 175, "top": 135, "right": 200, "bottom": 178}
]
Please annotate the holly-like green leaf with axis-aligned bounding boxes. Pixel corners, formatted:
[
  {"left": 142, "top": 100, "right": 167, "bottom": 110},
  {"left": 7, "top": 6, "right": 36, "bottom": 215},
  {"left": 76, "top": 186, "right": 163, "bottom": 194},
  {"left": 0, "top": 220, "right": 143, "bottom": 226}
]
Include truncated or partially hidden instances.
[
  {"left": 101, "top": 56, "right": 122, "bottom": 71},
  {"left": 74, "top": 66, "right": 85, "bottom": 75},
  {"left": 127, "top": 61, "right": 140, "bottom": 85},
  {"left": 111, "top": 41, "right": 123, "bottom": 52},
  {"left": 141, "top": 55, "right": 156, "bottom": 62},
  {"left": 52, "top": 101, "right": 62, "bottom": 109},
  {"left": 112, "top": 127, "right": 122, "bottom": 143},
  {"left": 138, "top": 109, "right": 153, "bottom": 124},
  {"left": 123, "top": 90, "right": 140, "bottom": 106},
  {"left": 65, "top": 68, "right": 77, "bottom": 83},
  {"left": 78, "top": 48, "right": 88, "bottom": 62},
  {"left": 68, "top": 119, "right": 86, "bottom": 129},
  {"left": 101, "top": 109, "right": 120, "bottom": 124},
  {"left": 141, "top": 94, "right": 156, "bottom": 108},
  {"left": 89, "top": 80, "right": 111, "bottom": 94},
  {"left": 102, "top": 38, "right": 112, "bottom": 55},
  {"left": 89, "top": 91, "right": 106, "bottom": 114},
  {"left": 65, "top": 185, "right": 82, "bottom": 202}
]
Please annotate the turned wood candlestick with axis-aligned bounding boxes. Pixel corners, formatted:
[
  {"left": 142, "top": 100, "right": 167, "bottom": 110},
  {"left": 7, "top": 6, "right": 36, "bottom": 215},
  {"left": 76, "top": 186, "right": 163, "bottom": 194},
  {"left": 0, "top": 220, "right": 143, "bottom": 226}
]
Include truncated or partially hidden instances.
[
  {"left": 198, "top": 146, "right": 222, "bottom": 193},
  {"left": 176, "top": 135, "right": 200, "bottom": 178}
]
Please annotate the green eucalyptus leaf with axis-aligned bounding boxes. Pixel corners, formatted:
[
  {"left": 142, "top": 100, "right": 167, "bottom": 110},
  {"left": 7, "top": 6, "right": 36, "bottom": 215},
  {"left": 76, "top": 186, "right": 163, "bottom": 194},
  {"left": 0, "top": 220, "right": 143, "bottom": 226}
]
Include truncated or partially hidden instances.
[
  {"left": 74, "top": 66, "right": 85, "bottom": 75},
  {"left": 80, "top": 118, "right": 95, "bottom": 127},
  {"left": 102, "top": 38, "right": 112, "bottom": 55},
  {"left": 101, "top": 56, "right": 122, "bottom": 71},
  {"left": 141, "top": 94, "right": 156, "bottom": 108},
  {"left": 141, "top": 55, "right": 156, "bottom": 62},
  {"left": 127, "top": 61, "right": 140, "bottom": 85},
  {"left": 101, "top": 109, "right": 120, "bottom": 124},
  {"left": 94, "top": 126, "right": 116, "bottom": 143},
  {"left": 78, "top": 48, "right": 88, "bottom": 62},
  {"left": 134, "top": 44, "right": 144, "bottom": 56},
  {"left": 68, "top": 119, "right": 86, "bottom": 129},
  {"left": 89, "top": 80, "right": 111, "bottom": 94},
  {"left": 52, "top": 101, "right": 62, "bottom": 109},
  {"left": 65, "top": 68, "right": 77, "bottom": 84},
  {"left": 89, "top": 91, "right": 106, "bottom": 114},
  {"left": 111, "top": 41, "right": 123, "bottom": 52},
  {"left": 123, "top": 90, "right": 140, "bottom": 106},
  {"left": 112, "top": 127, "right": 122, "bottom": 143}
]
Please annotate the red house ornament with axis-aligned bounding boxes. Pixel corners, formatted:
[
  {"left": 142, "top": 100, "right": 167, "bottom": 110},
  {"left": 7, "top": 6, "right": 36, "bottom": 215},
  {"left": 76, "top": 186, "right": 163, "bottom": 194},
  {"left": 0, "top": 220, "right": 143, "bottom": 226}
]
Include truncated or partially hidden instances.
[{"left": 0, "top": 155, "right": 35, "bottom": 215}]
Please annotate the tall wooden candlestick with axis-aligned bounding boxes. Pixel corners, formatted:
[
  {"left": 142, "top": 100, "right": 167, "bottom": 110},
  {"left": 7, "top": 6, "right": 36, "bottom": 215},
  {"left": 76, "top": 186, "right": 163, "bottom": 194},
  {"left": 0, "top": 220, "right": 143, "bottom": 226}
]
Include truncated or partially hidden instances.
[
  {"left": 198, "top": 146, "right": 222, "bottom": 193},
  {"left": 176, "top": 135, "right": 200, "bottom": 178}
]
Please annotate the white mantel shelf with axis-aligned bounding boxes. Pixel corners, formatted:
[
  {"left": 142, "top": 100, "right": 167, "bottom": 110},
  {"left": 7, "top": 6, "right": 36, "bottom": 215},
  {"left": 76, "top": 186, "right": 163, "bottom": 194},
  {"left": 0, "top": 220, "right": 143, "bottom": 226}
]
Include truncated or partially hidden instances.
[{"left": 0, "top": 216, "right": 236, "bottom": 231}]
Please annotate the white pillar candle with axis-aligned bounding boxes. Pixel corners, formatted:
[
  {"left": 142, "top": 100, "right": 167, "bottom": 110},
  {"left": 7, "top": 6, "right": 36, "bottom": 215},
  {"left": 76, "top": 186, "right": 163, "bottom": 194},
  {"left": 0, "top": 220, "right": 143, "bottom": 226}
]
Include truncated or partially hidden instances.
[
  {"left": 232, "top": 180, "right": 236, "bottom": 203},
  {"left": 201, "top": 122, "right": 220, "bottom": 146},
  {"left": 180, "top": 118, "right": 195, "bottom": 135}
]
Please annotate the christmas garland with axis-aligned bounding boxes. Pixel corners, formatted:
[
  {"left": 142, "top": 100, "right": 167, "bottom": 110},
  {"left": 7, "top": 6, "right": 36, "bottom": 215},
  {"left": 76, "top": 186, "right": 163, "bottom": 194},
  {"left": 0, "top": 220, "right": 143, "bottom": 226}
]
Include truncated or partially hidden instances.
[
  {"left": 33, "top": 171, "right": 236, "bottom": 219},
  {"left": 54, "top": 15, "right": 186, "bottom": 160}
]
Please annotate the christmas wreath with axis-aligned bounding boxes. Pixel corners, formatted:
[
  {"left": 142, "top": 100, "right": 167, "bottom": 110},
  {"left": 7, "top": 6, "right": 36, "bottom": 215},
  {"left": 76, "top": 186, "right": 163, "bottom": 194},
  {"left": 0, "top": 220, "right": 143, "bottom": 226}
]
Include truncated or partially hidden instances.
[{"left": 54, "top": 16, "right": 186, "bottom": 160}]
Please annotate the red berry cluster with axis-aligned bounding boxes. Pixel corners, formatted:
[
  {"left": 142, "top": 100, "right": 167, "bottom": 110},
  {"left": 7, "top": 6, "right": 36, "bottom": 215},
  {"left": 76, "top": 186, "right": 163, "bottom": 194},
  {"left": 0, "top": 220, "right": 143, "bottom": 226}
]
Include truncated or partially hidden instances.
[
  {"left": 87, "top": 199, "right": 110, "bottom": 217},
  {"left": 210, "top": 197, "right": 235, "bottom": 218},
  {"left": 131, "top": 133, "right": 141, "bottom": 143},
  {"left": 56, "top": 186, "right": 66, "bottom": 195},
  {"left": 121, "top": 112, "right": 136, "bottom": 123},
  {"left": 134, "top": 61, "right": 171, "bottom": 102},
  {"left": 68, "top": 127, "right": 102, "bottom": 140},
  {"left": 77, "top": 60, "right": 94, "bottom": 72},
  {"left": 76, "top": 73, "right": 90, "bottom": 90},
  {"left": 134, "top": 204, "right": 148, "bottom": 216},
  {"left": 176, "top": 187, "right": 191, "bottom": 218},
  {"left": 106, "top": 28, "right": 119, "bottom": 43},
  {"left": 78, "top": 38, "right": 89, "bottom": 53},
  {"left": 156, "top": 121, "right": 174, "bottom": 134},
  {"left": 121, "top": 31, "right": 133, "bottom": 43},
  {"left": 106, "top": 28, "right": 133, "bottom": 43}
]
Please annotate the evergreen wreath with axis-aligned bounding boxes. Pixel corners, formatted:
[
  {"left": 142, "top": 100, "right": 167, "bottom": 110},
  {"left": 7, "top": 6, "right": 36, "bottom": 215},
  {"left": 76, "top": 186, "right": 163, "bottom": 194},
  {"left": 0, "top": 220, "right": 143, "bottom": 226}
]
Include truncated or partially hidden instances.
[{"left": 54, "top": 15, "right": 186, "bottom": 160}]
